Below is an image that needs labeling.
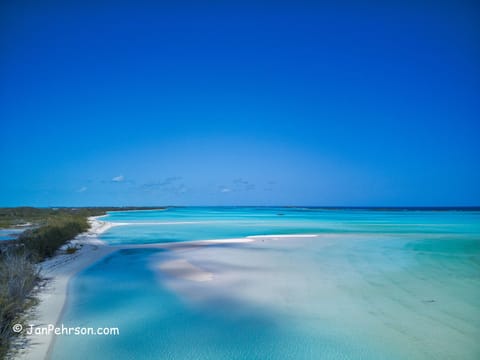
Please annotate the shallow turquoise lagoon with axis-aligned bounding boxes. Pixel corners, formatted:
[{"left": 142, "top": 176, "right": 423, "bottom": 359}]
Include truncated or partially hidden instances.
[
  {"left": 99, "top": 207, "right": 480, "bottom": 245},
  {"left": 51, "top": 208, "right": 480, "bottom": 359}
]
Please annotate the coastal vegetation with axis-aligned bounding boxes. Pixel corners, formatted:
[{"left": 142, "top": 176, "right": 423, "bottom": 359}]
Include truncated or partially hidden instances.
[
  {"left": 0, "top": 249, "right": 39, "bottom": 359},
  {"left": 0, "top": 206, "right": 163, "bottom": 359},
  {"left": 0, "top": 207, "right": 157, "bottom": 229},
  {"left": 20, "top": 215, "right": 88, "bottom": 260}
]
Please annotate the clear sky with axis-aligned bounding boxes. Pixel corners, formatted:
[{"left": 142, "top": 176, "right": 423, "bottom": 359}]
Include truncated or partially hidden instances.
[{"left": 1, "top": 0, "right": 479, "bottom": 207}]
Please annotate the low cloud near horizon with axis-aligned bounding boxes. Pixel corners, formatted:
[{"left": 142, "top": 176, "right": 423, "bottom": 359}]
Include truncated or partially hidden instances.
[{"left": 112, "top": 175, "right": 124, "bottom": 182}]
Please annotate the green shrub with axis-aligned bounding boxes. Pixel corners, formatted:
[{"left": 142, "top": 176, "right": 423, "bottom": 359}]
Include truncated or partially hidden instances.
[
  {"left": 19, "top": 216, "right": 88, "bottom": 260},
  {"left": 65, "top": 244, "right": 80, "bottom": 254}
]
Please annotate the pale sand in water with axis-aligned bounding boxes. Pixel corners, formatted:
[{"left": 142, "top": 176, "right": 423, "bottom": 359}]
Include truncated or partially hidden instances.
[
  {"left": 152, "top": 235, "right": 321, "bottom": 283},
  {"left": 157, "top": 259, "right": 214, "bottom": 282}
]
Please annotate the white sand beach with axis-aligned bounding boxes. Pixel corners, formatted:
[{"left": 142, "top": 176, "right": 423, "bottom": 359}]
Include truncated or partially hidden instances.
[{"left": 16, "top": 217, "right": 117, "bottom": 360}]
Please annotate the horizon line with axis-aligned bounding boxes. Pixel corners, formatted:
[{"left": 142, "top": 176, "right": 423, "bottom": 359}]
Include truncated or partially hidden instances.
[{"left": 2, "top": 205, "right": 480, "bottom": 210}]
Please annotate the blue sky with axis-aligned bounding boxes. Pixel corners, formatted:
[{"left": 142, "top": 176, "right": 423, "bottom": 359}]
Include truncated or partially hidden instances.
[{"left": 1, "top": 0, "right": 479, "bottom": 206}]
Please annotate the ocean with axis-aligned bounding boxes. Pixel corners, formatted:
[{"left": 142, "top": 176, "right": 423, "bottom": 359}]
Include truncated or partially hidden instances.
[{"left": 50, "top": 207, "right": 480, "bottom": 359}]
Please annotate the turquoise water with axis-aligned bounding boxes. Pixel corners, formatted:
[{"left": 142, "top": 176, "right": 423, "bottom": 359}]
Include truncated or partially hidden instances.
[
  {"left": 99, "top": 207, "right": 480, "bottom": 245},
  {"left": 51, "top": 208, "right": 480, "bottom": 359},
  {"left": 0, "top": 228, "right": 23, "bottom": 241}
]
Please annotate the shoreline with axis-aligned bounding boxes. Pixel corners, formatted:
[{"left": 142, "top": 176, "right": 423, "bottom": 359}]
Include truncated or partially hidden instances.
[
  {"left": 18, "top": 213, "right": 321, "bottom": 360},
  {"left": 17, "top": 217, "right": 117, "bottom": 360}
]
